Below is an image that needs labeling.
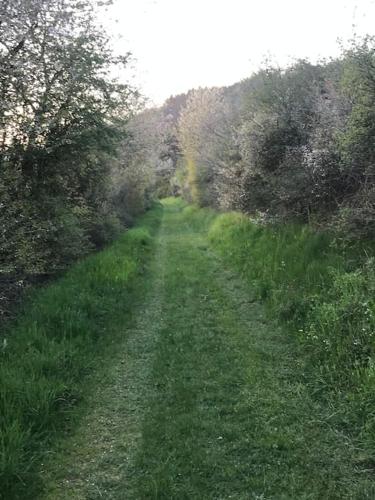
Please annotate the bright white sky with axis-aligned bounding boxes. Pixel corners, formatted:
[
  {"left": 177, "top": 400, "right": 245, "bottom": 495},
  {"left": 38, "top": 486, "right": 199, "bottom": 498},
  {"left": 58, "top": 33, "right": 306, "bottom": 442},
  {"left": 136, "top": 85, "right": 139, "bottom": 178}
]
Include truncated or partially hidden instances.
[{"left": 103, "top": 0, "right": 375, "bottom": 106}]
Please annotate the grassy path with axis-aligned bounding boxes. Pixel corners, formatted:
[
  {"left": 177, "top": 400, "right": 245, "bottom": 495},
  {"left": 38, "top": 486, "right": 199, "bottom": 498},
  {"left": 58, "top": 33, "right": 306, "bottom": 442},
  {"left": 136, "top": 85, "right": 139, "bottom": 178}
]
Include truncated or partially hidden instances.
[
  {"left": 42, "top": 214, "right": 168, "bottom": 499},
  {"left": 42, "top": 199, "right": 373, "bottom": 499}
]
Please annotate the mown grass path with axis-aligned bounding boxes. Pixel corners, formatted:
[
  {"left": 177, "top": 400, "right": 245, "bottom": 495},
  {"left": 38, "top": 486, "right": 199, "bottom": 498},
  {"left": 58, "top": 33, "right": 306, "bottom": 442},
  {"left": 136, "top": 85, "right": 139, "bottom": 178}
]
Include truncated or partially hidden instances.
[{"left": 43, "top": 200, "right": 373, "bottom": 499}]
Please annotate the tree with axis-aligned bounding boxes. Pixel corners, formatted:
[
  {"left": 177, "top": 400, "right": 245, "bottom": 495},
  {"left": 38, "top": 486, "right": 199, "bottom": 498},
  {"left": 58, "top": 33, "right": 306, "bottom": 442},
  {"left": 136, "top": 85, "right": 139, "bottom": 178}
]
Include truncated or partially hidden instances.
[
  {"left": 0, "top": 0, "right": 139, "bottom": 316},
  {"left": 178, "top": 87, "right": 237, "bottom": 206}
]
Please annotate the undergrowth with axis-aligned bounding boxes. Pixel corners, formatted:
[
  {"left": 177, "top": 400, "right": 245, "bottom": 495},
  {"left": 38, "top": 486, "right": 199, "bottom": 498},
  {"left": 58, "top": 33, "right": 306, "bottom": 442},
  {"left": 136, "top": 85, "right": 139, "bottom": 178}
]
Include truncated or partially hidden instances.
[
  {"left": 207, "top": 211, "right": 375, "bottom": 458},
  {"left": 0, "top": 204, "right": 162, "bottom": 499}
]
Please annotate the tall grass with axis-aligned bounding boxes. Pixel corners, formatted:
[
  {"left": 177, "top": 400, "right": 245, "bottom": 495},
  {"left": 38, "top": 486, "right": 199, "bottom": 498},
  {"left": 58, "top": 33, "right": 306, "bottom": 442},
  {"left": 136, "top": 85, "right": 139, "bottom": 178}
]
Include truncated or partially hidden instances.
[
  {"left": 207, "top": 212, "right": 375, "bottom": 451},
  {"left": 0, "top": 205, "right": 162, "bottom": 499}
]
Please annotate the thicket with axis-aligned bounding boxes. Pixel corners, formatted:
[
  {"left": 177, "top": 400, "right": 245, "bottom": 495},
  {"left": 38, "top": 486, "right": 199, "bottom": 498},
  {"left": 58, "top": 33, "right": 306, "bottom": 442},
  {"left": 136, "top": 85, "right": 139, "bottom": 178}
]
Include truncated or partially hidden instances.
[
  {"left": 174, "top": 37, "right": 375, "bottom": 239},
  {"left": 0, "top": 0, "right": 155, "bottom": 319}
]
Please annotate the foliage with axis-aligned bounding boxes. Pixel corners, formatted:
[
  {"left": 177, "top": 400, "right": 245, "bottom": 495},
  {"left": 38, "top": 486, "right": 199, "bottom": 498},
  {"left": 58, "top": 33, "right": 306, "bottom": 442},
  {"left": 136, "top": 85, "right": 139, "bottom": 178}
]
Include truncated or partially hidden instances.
[
  {"left": 172, "top": 38, "right": 375, "bottom": 237},
  {"left": 334, "top": 37, "right": 375, "bottom": 236},
  {"left": 178, "top": 87, "right": 238, "bottom": 206},
  {"left": 0, "top": 0, "right": 140, "bottom": 317},
  {"left": 109, "top": 93, "right": 190, "bottom": 223}
]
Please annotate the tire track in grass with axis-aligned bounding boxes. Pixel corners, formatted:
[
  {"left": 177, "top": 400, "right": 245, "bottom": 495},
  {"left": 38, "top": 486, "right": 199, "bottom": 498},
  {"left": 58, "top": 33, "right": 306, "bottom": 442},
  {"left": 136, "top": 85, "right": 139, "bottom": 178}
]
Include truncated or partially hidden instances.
[{"left": 42, "top": 218, "right": 168, "bottom": 500}]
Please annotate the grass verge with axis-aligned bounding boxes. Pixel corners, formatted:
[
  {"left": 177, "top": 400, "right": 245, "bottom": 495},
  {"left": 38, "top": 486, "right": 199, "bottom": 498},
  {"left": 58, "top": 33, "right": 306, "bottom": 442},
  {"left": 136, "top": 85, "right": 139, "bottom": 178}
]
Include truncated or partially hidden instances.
[
  {"left": 0, "top": 204, "right": 162, "bottom": 499},
  {"left": 208, "top": 211, "right": 375, "bottom": 467}
]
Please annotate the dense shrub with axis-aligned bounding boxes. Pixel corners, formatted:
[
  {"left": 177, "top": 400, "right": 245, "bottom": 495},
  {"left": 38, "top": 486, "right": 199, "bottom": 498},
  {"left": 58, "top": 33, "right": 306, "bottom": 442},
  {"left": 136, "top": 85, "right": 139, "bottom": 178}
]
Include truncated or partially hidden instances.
[
  {"left": 0, "top": 0, "right": 145, "bottom": 318},
  {"left": 172, "top": 38, "right": 375, "bottom": 237}
]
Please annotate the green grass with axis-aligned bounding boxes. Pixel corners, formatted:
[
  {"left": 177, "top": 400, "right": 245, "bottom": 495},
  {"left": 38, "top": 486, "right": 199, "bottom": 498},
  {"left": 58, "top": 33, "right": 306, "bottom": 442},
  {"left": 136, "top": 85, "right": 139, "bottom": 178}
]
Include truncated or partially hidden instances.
[
  {"left": 0, "top": 205, "right": 163, "bottom": 499},
  {"left": 3, "top": 198, "right": 375, "bottom": 498},
  {"left": 127, "top": 200, "right": 375, "bottom": 498},
  {"left": 208, "top": 211, "right": 375, "bottom": 466},
  {"left": 208, "top": 211, "right": 375, "bottom": 377}
]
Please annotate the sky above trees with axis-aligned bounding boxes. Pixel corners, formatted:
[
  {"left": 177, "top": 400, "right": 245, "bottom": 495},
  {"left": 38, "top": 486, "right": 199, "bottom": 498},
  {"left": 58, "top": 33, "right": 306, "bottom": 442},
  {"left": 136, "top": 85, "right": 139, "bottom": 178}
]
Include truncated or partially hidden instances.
[{"left": 106, "top": 0, "right": 374, "bottom": 105}]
